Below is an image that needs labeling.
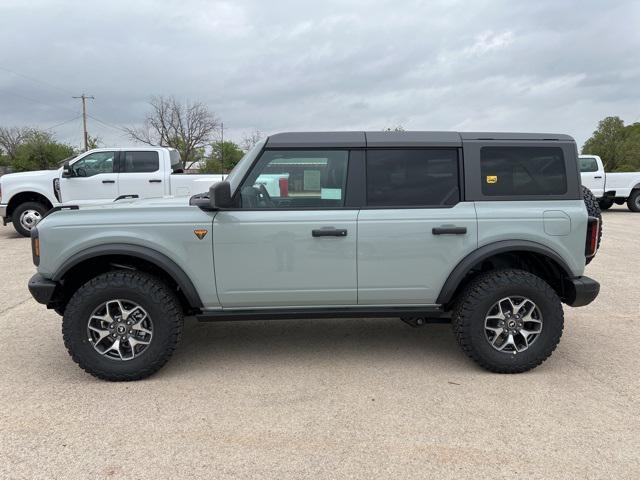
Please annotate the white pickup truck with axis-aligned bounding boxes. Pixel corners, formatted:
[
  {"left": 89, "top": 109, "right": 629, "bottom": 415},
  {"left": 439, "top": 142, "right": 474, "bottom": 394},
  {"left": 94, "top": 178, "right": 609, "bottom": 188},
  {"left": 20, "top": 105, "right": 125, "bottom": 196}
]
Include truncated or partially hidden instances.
[
  {"left": 0, "top": 147, "right": 223, "bottom": 236},
  {"left": 579, "top": 154, "right": 640, "bottom": 212}
]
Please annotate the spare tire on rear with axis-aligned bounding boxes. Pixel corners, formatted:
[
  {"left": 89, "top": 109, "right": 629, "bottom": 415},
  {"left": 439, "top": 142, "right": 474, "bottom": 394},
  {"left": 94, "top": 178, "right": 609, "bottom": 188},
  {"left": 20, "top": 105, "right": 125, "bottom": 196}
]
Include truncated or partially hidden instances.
[{"left": 582, "top": 186, "right": 602, "bottom": 264}]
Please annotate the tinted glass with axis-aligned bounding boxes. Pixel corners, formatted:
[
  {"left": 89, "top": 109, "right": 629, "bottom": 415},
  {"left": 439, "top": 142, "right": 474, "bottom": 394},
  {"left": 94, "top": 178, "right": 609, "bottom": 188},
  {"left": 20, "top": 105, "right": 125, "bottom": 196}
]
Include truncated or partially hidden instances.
[
  {"left": 71, "top": 151, "right": 114, "bottom": 177},
  {"left": 240, "top": 150, "right": 348, "bottom": 208},
  {"left": 579, "top": 156, "right": 598, "bottom": 173},
  {"left": 480, "top": 147, "right": 567, "bottom": 196},
  {"left": 122, "top": 151, "right": 160, "bottom": 173},
  {"left": 366, "top": 149, "right": 459, "bottom": 206}
]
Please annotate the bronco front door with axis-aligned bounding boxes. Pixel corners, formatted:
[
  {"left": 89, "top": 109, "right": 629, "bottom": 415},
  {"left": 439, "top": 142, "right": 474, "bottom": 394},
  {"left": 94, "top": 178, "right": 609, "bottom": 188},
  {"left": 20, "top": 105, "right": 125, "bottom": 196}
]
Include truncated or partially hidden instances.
[{"left": 212, "top": 149, "right": 357, "bottom": 308}]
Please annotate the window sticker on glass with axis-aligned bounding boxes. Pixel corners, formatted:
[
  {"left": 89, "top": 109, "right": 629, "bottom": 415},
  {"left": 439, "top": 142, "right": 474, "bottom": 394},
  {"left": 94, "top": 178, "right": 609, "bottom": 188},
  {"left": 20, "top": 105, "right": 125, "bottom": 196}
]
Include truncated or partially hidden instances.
[
  {"left": 303, "top": 170, "right": 321, "bottom": 190},
  {"left": 486, "top": 175, "right": 498, "bottom": 184},
  {"left": 321, "top": 188, "right": 342, "bottom": 200}
]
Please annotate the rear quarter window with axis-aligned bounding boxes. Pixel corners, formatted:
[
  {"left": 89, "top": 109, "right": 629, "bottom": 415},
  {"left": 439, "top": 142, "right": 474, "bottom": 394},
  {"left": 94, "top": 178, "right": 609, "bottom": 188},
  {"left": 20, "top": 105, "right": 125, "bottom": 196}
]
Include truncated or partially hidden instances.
[{"left": 480, "top": 147, "right": 567, "bottom": 196}]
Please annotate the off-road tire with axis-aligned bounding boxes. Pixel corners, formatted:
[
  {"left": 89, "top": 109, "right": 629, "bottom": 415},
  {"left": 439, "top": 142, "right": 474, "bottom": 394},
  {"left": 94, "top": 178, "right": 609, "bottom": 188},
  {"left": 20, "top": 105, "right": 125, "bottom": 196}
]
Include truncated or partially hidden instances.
[
  {"left": 63, "top": 271, "right": 183, "bottom": 381},
  {"left": 598, "top": 198, "right": 614, "bottom": 210},
  {"left": 582, "top": 186, "right": 602, "bottom": 264},
  {"left": 12, "top": 201, "right": 48, "bottom": 237},
  {"left": 452, "top": 269, "right": 564, "bottom": 374},
  {"left": 627, "top": 189, "right": 640, "bottom": 213}
]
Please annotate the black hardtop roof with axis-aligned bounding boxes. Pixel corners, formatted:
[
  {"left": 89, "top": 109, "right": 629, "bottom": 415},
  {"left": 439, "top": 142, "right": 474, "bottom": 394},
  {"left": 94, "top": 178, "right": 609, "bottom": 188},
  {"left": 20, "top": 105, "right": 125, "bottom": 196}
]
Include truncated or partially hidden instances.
[{"left": 265, "top": 131, "right": 574, "bottom": 148}]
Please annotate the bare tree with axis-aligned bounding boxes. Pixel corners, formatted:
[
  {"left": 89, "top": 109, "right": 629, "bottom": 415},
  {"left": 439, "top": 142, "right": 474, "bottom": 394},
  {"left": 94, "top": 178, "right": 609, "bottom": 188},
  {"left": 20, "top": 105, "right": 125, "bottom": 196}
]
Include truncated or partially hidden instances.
[
  {"left": 240, "top": 129, "right": 264, "bottom": 152},
  {"left": 0, "top": 126, "right": 32, "bottom": 161},
  {"left": 125, "top": 96, "right": 220, "bottom": 169}
]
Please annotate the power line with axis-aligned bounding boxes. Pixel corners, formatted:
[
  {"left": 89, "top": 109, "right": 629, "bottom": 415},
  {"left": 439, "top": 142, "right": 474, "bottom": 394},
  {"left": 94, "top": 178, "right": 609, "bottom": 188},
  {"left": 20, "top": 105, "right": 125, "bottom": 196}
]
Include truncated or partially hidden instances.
[
  {"left": 44, "top": 114, "right": 83, "bottom": 131},
  {"left": 0, "top": 90, "right": 79, "bottom": 116},
  {"left": 86, "top": 114, "right": 129, "bottom": 134},
  {"left": 0, "top": 66, "right": 75, "bottom": 96}
]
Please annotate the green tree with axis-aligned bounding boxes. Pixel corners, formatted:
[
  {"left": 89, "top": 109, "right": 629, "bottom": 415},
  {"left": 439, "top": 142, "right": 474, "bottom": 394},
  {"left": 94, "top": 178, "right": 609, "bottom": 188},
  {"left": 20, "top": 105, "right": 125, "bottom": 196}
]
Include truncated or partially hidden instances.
[
  {"left": 201, "top": 141, "right": 245, "bottom": 174},
  {"left": 582, "top": 116, "right": 626, "bottom": 171},
  {"left": 11, "top": 130, "right": 75, "bottom": 172}
]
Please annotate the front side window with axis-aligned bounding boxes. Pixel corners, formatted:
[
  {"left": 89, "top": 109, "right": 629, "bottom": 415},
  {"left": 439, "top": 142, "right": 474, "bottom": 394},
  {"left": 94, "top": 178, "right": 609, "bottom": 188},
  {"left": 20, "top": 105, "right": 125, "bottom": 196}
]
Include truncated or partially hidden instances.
[
  {"left": 579, "top": 156, "right": 598, "bottom": 173},
  {"left": 240, "top": 150, "right": 349, "bottom": 208},
  {"left": 121, "top": 151, "right": 160, "bottom": 173},
  {"left": 71, "top": 151, "right": 115, "bottom": 177},
  {"left": 366, "top": 149, "right": 459, "bottom": 207},
  {"left": 480, "top": 147, "right": 567, "bottom": 196}
]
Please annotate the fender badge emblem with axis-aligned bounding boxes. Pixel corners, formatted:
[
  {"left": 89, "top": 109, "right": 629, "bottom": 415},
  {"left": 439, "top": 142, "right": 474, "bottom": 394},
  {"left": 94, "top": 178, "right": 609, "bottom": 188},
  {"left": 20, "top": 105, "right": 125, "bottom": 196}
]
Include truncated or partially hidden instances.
[{"left": 194, "top": 229, "right": 208, "bottom": 240}]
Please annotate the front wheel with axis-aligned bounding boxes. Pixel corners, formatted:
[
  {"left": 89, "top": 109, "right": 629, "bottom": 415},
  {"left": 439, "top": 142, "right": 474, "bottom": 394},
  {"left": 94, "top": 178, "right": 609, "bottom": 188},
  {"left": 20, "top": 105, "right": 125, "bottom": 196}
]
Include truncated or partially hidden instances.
[
  {"left": 12, "top": 201, "right": 48, "bottom": 237},
  {"left": 452, "top": 269, "right": 564, "bottom": 373},
  {"left": 63, "top": 271, "right": 183, "bottom": 381}
]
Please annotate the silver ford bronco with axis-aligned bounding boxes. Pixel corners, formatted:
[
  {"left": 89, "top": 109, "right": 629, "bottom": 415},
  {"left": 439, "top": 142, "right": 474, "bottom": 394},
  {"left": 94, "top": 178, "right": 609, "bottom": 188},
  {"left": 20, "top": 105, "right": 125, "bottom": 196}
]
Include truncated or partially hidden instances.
[{"left": 28, "top": 131, "right": 601, "bottom": 380}]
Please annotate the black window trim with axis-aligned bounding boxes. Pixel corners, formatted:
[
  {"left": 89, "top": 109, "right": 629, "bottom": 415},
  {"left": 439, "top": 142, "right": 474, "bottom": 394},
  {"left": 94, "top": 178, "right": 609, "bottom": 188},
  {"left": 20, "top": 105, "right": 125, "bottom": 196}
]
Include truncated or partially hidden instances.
[
  {"left": 362, "top": 146, "right": 462, "bottom": 209},
  {"left": 229, "top": 147, "right": 359, "bottom": 211},
  {"left": 118, "top": 150, "right": 161, "bottom": 174},
  {"left": 462, "top": 140, "right": 582, "bottom": 201}
]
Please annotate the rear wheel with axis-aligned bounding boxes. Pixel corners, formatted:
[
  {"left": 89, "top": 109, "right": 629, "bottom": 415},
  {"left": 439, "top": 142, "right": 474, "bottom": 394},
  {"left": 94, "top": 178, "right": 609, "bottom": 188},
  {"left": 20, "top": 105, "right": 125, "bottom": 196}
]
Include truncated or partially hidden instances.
[
  {"left": 452, "top": 269, "right": 564, "bottom": 373},
  {"left": 63, "top": 271, "right": 183, "bottom": 381},
  {"left": 627, "top": 190, "right": 640, "bottom": 212},
  {"left": 12, "top": 201, "right": 48, "bottom": 237}
]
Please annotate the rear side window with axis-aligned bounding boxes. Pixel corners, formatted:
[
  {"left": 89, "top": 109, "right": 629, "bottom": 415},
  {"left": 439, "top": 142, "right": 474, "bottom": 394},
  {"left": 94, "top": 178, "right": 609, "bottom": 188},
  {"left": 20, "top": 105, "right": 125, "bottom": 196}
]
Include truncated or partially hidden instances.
[
  {"left": 579, "top": 156, "right": 598, "bottom": 173},
  {"left": 480, "top": 147, "right": 567, "bottom": 196},
  {"left": 121, "top": 151, "right": 160, "bottom": 173},
  {"left": 366, "top": 149, "right": 459, "bottom": 207}
]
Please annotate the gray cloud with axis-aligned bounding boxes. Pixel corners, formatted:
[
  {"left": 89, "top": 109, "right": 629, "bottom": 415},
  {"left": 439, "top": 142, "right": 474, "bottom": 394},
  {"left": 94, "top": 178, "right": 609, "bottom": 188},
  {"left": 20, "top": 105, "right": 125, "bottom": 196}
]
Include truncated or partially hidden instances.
[{"left": 0, "top": 0, "right": 638, "bottom": 148}]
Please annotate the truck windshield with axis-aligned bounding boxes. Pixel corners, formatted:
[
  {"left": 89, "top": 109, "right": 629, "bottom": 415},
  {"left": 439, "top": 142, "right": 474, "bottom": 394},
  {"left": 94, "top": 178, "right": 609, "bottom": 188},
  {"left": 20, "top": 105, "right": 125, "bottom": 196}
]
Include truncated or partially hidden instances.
[{"left": 226, "top": 139, "right": 266, "bottom": 193}]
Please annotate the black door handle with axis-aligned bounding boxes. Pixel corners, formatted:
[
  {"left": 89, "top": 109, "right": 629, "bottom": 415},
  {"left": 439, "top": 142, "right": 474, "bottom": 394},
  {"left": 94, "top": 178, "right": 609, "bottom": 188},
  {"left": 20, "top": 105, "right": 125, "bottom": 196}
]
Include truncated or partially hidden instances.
[
  {"left": 312, "top": 228, "right": 348, "bottom": 237},
  {"left": 102, "top": 180, "right": 115, "bottom": 184},
  {"left": 594, "top": 176, "right": 602, "bottom": 179},
  {"left": 432, "top": 226, "right": 467, "bottom": 235},
  {"left": 149, "top": 179, "right": 162, "bottom": 183}
]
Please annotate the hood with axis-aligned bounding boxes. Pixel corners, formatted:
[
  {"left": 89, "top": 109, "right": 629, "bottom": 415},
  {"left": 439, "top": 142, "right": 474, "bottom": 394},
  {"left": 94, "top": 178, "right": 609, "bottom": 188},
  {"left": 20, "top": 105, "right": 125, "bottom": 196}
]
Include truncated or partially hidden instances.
[
  {"left": 0, "top": 169, "right": 59, "bottom": 183},
  {"left": 75, "top": 195, "right": 191, "bottom": 210}
]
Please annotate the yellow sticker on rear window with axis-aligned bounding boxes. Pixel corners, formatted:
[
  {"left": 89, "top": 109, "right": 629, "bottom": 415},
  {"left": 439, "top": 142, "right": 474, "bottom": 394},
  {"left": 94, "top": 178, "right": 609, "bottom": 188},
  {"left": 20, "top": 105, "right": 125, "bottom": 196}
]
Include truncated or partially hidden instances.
[{"left": 486, "top": 175, "right": 498, "bottom": 184}]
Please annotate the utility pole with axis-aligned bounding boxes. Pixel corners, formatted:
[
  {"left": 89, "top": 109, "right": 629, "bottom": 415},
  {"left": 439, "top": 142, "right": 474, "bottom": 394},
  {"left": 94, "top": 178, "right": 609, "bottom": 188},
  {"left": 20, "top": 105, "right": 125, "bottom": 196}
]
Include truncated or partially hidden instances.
[
  {"left": 220, "top": 121, "right": 224, "bottom": 179},
  {"left": 72, "top": 93, "right": 94, "bottom": 151}
]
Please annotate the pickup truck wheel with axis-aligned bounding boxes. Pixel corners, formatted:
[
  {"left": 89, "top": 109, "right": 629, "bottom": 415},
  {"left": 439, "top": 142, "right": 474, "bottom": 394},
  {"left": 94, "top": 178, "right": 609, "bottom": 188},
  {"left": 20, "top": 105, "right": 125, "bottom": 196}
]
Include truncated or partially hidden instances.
[
  {"left": 62, "top": 271, "right": 183, "bottom": 381},
  {"left": 598, "top": 198, "right": 614, "bottom": 210},
  {"left": 582, "top": 186, "right": 602, "bottom": 264},
  {"left": 627, "top": 190, "right": 640, "bottom": 212},
  {"left": 12, "top": 201, "right": 47, "bottom": 237},
  {"left": 452, "top": 269, "right": 563, "bottom": 373}
]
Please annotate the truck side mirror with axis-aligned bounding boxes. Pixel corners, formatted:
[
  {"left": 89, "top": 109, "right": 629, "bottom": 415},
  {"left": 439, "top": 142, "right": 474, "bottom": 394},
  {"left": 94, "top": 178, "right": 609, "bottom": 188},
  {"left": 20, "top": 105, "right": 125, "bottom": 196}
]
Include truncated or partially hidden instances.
[
  {"left": 210, "top": 181, "right": 233, "bottom": 209},
  {"left": 61, "top": 161, "right": 73, "bottom": 178}
]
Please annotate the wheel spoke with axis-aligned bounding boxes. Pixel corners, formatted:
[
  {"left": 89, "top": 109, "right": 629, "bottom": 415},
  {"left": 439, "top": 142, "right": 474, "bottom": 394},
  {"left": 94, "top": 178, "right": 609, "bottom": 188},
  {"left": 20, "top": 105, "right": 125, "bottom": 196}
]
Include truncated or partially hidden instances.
[
  {"left": 498, "top": 333, "right": 516, "bottom": 351},
  {"left": 87, "top": 299, "right": 153, "bottom": 361},
  {"left": 88, "top": 325, "right": 111, "bottom": 343},
  {"left": 101, "top": 338, "right": 123, "bottom": 359}
]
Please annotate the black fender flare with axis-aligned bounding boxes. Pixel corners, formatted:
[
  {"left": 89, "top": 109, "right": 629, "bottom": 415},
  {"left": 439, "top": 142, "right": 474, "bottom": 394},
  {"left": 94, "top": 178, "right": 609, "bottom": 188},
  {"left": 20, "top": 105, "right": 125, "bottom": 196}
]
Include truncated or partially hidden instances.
[
  {"left": 436, "top": 240, "right": 573, "bottom": 305},
  {"left": 52, "top": 243, "right": 203, "bottom": 308}
]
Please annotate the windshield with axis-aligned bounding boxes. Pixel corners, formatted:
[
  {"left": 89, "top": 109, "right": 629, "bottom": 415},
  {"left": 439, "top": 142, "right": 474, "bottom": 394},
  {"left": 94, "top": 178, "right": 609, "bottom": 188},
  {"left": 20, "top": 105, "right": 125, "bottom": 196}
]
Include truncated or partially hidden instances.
[{"left": 226, "top": 139, "right": 266, "bottom": 193}]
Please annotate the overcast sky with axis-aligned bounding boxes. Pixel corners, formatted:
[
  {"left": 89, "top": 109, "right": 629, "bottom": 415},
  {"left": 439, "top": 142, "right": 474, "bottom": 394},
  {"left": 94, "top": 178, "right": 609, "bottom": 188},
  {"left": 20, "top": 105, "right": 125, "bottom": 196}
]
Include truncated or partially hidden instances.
[{"left": 0, "top": 0, "right": 639, "bottom": 149}]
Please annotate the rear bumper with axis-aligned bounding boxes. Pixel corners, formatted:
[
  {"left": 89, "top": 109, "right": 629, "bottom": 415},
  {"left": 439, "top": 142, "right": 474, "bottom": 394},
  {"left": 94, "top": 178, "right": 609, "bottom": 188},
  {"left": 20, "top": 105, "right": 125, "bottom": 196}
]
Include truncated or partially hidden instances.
[
  {"left": 28, "top": 273, "right": 58, "bottom": 305},
  {"left": 563, "top": 276, "right": 600, "bottom": 307}
]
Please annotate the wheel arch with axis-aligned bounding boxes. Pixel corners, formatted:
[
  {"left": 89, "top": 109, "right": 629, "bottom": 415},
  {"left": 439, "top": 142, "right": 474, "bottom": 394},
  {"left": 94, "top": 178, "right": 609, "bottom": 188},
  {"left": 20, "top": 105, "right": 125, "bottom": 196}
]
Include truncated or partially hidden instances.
[
  {"left": 52, "top": 244, "right": 203, "bottom": 312},
  {"left": 436, "top": 240, "right": 574, "bottom": 307},
  {"left": 7, "top": 191, "right": 54, "bottom": 217}
]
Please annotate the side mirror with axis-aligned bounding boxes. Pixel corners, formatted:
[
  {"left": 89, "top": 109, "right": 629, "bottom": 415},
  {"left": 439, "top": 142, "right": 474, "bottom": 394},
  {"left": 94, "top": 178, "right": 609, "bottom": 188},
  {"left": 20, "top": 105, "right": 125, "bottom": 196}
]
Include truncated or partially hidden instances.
[
  {"left": 61, "top": 161, "right": 73, "bottom": 178},
  {"left": 210, "top": 181, "right": 233, "bottom": 209}
]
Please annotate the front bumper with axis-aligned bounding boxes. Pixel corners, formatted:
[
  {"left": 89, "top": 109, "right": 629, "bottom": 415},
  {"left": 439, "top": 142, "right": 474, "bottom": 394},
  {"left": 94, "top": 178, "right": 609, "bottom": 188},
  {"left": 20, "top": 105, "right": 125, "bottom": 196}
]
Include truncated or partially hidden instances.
[
  {"left": 0, "top": 204, "right": 7, "bottom": 225},
  {"left": 563, "top": 276, "right": 600, "bottom": 307},
  {"left": 28, "top": 273, "right": 58, "bottom": 305}
]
